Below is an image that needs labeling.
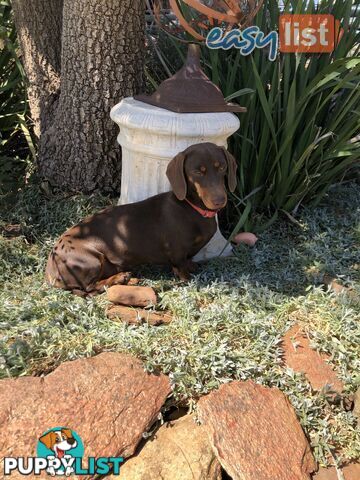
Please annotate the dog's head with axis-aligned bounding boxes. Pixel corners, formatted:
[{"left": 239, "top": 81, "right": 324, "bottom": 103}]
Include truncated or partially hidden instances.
[
  {"left": 166, "top": 143, "right": 237, "bottom": 210},
  {"left": 39, "top": 428, "right": 77, "bottom": 458}
]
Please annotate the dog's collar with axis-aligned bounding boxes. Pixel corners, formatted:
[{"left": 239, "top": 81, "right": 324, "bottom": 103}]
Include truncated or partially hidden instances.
[{"left": 185, "top": 199, "right": 219, "bottom": 218}]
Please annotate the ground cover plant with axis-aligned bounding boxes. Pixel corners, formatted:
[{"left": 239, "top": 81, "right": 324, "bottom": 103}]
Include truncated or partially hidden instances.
[{"left": 0, "top": 181, "right": 359, "bottom": 467}]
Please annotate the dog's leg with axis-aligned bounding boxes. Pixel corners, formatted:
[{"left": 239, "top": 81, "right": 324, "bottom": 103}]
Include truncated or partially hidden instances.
[
  {"left": 172, "top": 264, "right": 191, "bottom": 282},
  {"left": 186, "top": 259, "right": 199, "bottom": 273},
  {"left": 90, "top": 271, "right": 132, "bottom": 294},
  {"left": 71, "top": 289, "right": 89, "bottom": 298}
]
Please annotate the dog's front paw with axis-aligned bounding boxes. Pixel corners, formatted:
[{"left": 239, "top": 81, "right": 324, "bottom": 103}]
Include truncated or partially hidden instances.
[
  {"left": 172, "top": 266, "right": 191, "bottom": 282},
  {"left": 112, "top": 271, "right": 132, "bottom": 285},
  {"left": 186, "top": 260, "right": 199, "bottom": 273}
]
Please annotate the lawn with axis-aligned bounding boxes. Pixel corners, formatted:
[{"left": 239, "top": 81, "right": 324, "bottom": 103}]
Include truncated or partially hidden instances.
[{"left": 0, "top": 181, "right": 359, "bottom": 467}]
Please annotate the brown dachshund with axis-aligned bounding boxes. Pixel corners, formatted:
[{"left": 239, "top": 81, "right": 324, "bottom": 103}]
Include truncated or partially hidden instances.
[{"left": 45, "top": 142, "right": 237, "bottom": 296}]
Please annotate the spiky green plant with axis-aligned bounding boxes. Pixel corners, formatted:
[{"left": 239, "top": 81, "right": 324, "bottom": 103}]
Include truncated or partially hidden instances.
[
  {"left": 147, "top": 0, "right": 360, "bottom": 233},
  {"left": 0, "top": 0, "right": 33, "bottom": 194}
]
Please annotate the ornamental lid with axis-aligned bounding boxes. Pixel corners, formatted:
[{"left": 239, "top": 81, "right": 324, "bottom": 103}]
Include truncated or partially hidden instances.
[{"left": 134, "top": 43, "right": 247, "bottom": 114}]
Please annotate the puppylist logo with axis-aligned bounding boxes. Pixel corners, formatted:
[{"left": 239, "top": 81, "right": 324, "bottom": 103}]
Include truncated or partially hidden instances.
[{"left": 3, "top": 427, "right": 123, "bottom": 477}]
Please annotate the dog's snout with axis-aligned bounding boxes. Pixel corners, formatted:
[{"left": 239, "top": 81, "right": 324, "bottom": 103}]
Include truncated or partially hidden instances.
[
  {"left": 212, "top": 196, "right": 227, "bottom": 208},
  {"left": 67, "top": 437, "right": 76, "bottom": 445}
]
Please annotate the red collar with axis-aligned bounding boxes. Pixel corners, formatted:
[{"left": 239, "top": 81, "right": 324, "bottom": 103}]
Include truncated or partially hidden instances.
[{"left": 185, "top": 199, "right": 219, "bottom": 218}]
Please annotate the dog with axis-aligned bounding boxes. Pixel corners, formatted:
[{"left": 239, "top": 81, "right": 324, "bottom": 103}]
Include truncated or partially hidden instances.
[
  {"left": 45, "top": 142, "right": 237, "bottom": 296},
  {"left": 39, "top": 428, "right": 77, "bottom": 459},
  {"left": 39, "top": 428, "right": 77, "bottom": 476}
]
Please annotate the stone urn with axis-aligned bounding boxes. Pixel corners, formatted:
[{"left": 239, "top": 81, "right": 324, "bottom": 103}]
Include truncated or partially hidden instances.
[{"left": 110, "top": 45, "right": 244, "bottom": 261}]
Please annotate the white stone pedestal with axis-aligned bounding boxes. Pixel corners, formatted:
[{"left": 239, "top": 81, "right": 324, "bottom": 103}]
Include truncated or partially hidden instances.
[{"left": 110, "top": 97, "right": 239, "bottom": 261}]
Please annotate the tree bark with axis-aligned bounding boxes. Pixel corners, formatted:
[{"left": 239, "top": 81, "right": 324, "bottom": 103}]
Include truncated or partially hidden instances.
[
  {"left": 13, "top": 0, "right": 145, "bottom": 193},
  {"left": 39, "top": 0, "right": 145, "bottom": 193},
  {"left": 12, "top": 0, "right": 63, "bottom": 138}
]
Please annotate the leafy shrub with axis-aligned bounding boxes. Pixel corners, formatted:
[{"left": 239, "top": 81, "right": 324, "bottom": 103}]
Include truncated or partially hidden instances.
[
  {"left": 147, "top": 0, "right": 360, "bottom": 233},
  {"left": 0, "top": 0, "right": 33, "bottom": 194}
]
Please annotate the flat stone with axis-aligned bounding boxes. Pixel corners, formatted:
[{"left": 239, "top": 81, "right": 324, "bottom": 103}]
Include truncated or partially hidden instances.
[
  {"left": 313, "top": 463, "right": 360, "bottom": 480},
  {"left": 107, "top": 285, "right": 157, "bottom": 307},
  {"left": 197, "top": 380, "right": 316, "bottom": 480},
  {"left": 282, "top": 325, "right": 344, "bottom": 392},
  {"left": 1, "top": 223, "right": 22, "bottom": 237},
  {"left": 323, "top": 274, "right": 347, "bottom": 294},
  {"left": 107, "top": 305, "right": 172, "bottom": 325},
  {"left": 232, "top": 232, "right": 258, "bottom": 246},
  {"left": 109, "top": 415, "right": 221, "bottom": 480},
  {"left": 0, "top": 353, "right": 171, "bottom": 479},
  {"left": 353, "top": 387, "right": 360, "bottom": 421},
  {"left": 323, "top": 274, "right": 356, "bottom": 298}
]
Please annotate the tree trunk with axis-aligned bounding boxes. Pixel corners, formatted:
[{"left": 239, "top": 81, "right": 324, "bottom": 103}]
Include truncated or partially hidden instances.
[
  {"left": 40, "top": 0, "right": 145, "bottom": 193},
  {"left": 12, "top": 0, "right": 63, "bottom": 137},
  {"left": 13, "top": 0, "right": 145, "bottom": 193}
]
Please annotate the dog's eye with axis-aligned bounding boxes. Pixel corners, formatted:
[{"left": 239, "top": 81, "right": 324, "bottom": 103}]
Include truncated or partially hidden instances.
[
  {"left": 218, "top": 165, "right": 226, "bottom": 172},
  {"left": 193, "top": 170, "right": 204, "bottom": 176}
]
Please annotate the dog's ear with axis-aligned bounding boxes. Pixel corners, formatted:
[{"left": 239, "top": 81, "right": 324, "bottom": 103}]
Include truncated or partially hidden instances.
[
  {"left": 222, "top": 147, "right": 237, "bottom": 192},
  {"left": 166, "top": 152, "right": 186, "bottom": 200},
  {"left": 61, "top": 428, "right": 73, "bottom": 439},
  {"left": 39, "top": 431, "right": 56, "bottom": 450}
]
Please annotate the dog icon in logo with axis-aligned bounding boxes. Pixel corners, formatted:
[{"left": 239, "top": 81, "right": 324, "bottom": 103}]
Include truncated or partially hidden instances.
[
  {"left": 39, "top": 428, "right": 77, "bottom": 459},
  {"left": 38, "top": 427, "right": 81, "bottom": 476}
]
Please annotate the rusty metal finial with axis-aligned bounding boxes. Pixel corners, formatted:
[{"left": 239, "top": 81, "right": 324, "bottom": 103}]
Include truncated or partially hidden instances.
[{"left": 134, "top": 44, "right": 247, "bottom": 114}]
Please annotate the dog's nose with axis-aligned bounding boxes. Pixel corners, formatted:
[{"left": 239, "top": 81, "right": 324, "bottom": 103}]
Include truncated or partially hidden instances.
[
  {"left": 67, "top": 437, "right": 76, "bottom": 445},
  {"left": 212, "top": 196, "right": 226, "bottom": 208}
]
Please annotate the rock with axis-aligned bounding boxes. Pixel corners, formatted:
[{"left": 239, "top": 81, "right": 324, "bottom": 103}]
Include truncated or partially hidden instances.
[
  {"left": 343, "top": 464, "right": 360, "bottom": 480},
  {"left": 353, "top": 387, "right": 360, "bottom": 421},
  {"left": 282, "top": 325, "right": 344, "bottom": 392},
  {"left": 323, "top": 274, "right": 357, "bottom": 298},
  {"left": 107, "top": 285, "right": 157, "bottom": 307},
  {"left": 107, "top": 305, "right": 172, "bottom": 325},
  {"left": 1, "top": 223, "right": 22, "bottom": 237},
  {"left": 313, "top": 463, "right": 360, "bottom": 480},
  {"left": 0, "top": 353, "right": 171, "bottom": 480},
  {"left": 108, "top": 415, "right": 221, "bottom": 480},
  {"left": 233, "top": 232, "right": 258, "bottom": 246},
  {"left": 166, "top": 406, "right": 189, "bottom": 421},
  {"left": 197, "top": 380, "right": 316, "bottom": 480},
  {"left": 323, "top": 274, "right": 347, "bottom": 294}
]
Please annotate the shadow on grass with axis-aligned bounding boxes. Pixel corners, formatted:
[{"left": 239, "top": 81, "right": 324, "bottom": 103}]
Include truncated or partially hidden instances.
[
  {"left": 0, "top": 183, "right": 114, "bottom": 242},
  {"left": 0, "top": 181, "right": 359, "bottom": 299},
  {"left": 136, "top": 179, "right": 359, "bottom": 298}
]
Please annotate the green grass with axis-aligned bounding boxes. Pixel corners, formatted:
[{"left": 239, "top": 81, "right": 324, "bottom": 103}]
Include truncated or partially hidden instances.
[{"left": 0, "top": 182, "right": 359, "bottom": 467}]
